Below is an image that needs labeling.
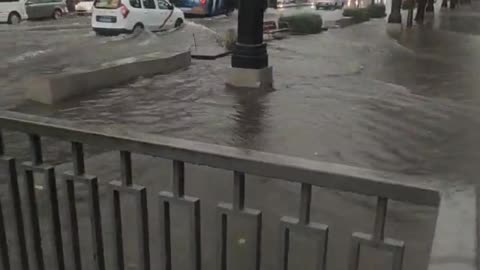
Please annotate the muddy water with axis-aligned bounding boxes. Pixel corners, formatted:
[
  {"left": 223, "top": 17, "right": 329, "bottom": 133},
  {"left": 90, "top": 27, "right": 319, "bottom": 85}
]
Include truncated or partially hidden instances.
[{"left": 1, "top": 7, "right": 480, "bottom": 270}]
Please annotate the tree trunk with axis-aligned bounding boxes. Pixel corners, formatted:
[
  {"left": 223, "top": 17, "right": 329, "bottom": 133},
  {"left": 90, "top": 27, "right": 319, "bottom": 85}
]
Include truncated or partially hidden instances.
[
  {"left": 415, "top": 0, "right": 426, "bottom": 22},
  {"left": 388, "top": 0, "right": 402, "bottom": 23},
  {"left": 426, "top": 0, "right": 434, "bottom": 12},
  {"left": 407, "top": 0, "right": 414, "bottom": 27},
  {"left": 450, "top": 0, "right": 457, "bottom": 8}
]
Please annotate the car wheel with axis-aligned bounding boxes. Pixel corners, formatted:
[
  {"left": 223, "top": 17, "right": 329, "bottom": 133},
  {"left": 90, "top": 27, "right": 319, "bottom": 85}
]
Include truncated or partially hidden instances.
[
  {"left": 8, "top": 12, "right": 21, "bottom": 25},
  {"left": 132, "top": 23, "right": 144, "bottom": 34},
  {"left": 174, "top": 18, "right": 183, "bottom": 28},
  {"left": 53, "top": 9, "right": 62, "bottom": 20}
]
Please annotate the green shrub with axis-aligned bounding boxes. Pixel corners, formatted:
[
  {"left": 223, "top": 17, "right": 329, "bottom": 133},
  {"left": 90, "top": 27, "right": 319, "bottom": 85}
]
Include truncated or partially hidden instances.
[
  {"left": 222, "top": 29, "right": 237, "bottom": 51},
  {"left": 368, "top": 4, "right": 386, "bottom": 18},
  {"left": 278, "top": 13, "right": 323, "bottom": 34},
  {"left": 342, "top": 7, "right": 370, "bottom": 22}
]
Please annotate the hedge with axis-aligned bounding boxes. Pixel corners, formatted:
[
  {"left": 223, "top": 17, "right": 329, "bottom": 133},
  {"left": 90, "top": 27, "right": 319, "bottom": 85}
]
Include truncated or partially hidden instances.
[
  {"left": 368, "top": 4, "right": 386, "bottom": 18},
  {"left": 278, "top": 13, "right": 323, "bottom": 34},
  {"left": 343, "top": 7, "right": 371, "bottom": 22}
]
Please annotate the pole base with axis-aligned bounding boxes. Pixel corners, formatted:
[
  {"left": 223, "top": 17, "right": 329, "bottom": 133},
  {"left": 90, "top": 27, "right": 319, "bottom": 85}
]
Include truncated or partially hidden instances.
[
  {"left": 388, "top": 12, "right": 402, "bottom": 23},
  {"left": 231, "top": 43, "right": 269, "bottom": 69},
  {"left": 226, "top": 67, "right": 273, "bottom": 89}
]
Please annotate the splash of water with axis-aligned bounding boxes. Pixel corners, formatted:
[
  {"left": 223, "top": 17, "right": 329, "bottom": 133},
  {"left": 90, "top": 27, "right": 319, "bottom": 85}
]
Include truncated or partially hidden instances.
[{"left": 7, "top": 49, "right": 51, "bottom": 64}]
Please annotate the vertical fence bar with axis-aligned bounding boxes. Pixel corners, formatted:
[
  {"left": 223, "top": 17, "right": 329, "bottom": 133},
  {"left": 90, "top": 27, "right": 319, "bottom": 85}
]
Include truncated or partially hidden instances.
[
  {"left": 72, "top": 142, "right": 85, "bottom": 176},
  {"left": 120, "top": 151, "right": 132, "bottom": 186},
  {"left": 67, "top": 142, "right": 106, "bottom": 270},
  {"left": 0, "top": 199, "right": 10, "bottom": 270},
  {"left": 25, "top": 169, "right": 45, "bottom": 270},
  {"left": 66, "top": 179, "right": 82, "bottom": 270},
  {"left": 192, "top": 200, "right": 202, "bottom": 270},
  {"left": 1, "top": 130, "right": 29, "bottom": 270},
  {"left": 216, "top": 212, "right": 227, "bottom": 270},
  {"left": 298, "top": 183, "right": 312, "bottom": 225},
  {"left": 233, "top": 171, "right": 245, "bottom": 211},
  {"left": 159, "top": 200, "right": 172, "bottom": 270},
  {"left": 4, "top": 157, "right": 29, "bottom": 270},
  {"left": 0, "top": 131, "right": 8, "bottom": 270},
  {"left": 278, "top": 228, "right": 289, "bottom": 270},
  {"left": 373, "top": 197, "right": 388, "bottom": 242},
  {"left": 112, "top": 190, "right": 125, "bottom": 270},
  {"left": 45, "top": 168, "right": 65, "bottom": 270},
  {"left": 137, "top": 188, "right": 150, "bottom": 270},
  {"left": 88, "top": 179, "right": 106, "bottom": 270},
  {"left": 172, "top": 161, "right": 185, "bottom": 197},
  {"left": 348, "top": 238, "right": 361, "bottom": 270},
  {"left": 160, "top": 160, "right": 201, "bottom": 270},
  {"left": 0, "top": 130, "right": 4, "bottom": 156},
  {"left": 67, "top": 142, "right": 83, "bottom": 270},
  {"left": 28, "top": 134, "right": 42, "bottom": 165}
]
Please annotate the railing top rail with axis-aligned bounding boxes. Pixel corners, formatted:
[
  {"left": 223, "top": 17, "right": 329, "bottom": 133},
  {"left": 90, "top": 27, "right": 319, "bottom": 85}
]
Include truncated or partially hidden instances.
[{"left": 0, "top": 111, "right": 440, "bottom": 206}]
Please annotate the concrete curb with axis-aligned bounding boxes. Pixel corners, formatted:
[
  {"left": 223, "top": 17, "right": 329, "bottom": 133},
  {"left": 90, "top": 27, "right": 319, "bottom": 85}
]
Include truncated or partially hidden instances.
[
  {"left": 25, "top": 51, "right": 191, "bottom": 105},
  {"left": 191, "top": 49, "right": 231, "bottom": 60}
]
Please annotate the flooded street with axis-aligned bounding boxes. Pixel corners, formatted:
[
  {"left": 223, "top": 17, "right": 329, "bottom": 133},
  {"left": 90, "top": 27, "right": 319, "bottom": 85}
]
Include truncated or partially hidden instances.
[
  {"left": 1, "top": 3, "right": 480, "bottom": 270},
  {"left": 6, "top": 5, "right": 480, "bottom": 187}
]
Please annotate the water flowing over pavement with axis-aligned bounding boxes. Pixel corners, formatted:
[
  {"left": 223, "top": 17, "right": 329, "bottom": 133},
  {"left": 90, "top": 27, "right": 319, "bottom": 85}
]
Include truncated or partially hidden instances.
[
  {"left": 1, "top": 4, "right": 480, "bottom": 270},
  {"left": 6, "top": 4, "right": 480, "bottom": 185}
]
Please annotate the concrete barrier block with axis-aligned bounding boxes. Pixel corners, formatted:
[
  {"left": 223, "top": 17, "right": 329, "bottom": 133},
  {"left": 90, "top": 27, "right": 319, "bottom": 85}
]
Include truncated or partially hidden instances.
[
  {"left": 226, "top": 66, "right": 273, "bottom": 89},
  {"left": 26, "top": 51, "right": 191, "bottom": 105}
]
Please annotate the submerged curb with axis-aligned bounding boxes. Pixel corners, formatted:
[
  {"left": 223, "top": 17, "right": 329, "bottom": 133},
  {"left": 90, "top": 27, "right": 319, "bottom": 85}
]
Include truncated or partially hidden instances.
[{"left": 25, "top": 51, "right": 191, "bottom": 105}]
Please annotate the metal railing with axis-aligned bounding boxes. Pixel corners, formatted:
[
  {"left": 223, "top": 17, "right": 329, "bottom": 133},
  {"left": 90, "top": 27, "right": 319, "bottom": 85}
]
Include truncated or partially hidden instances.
[{"left": 0, "top": 110, "right": 475, "bottom": 270}]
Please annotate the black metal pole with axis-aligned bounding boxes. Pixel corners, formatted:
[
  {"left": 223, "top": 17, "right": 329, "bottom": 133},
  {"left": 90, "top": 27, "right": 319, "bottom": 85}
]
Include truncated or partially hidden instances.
[
  {"left": 388, "top": 0, "right": 402, "bottom": 23},
  {"left": 231, "top": 0, "right": 268, "bottom": 69}
]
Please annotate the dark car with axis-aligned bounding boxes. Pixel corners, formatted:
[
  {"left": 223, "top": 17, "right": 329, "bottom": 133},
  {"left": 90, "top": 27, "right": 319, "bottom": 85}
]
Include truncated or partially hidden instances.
[{"left": 25, "top": 0, "right": 67, "bottom": 20}]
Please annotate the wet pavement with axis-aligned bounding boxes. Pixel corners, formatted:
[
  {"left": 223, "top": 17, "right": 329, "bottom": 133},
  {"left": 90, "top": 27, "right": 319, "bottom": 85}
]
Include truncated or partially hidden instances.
[
  {"left": 1, "top": 2, "right": 480, "bottom": 270},
  {"left": 5, "top": 2, "right": 480, "bottom": 185}
]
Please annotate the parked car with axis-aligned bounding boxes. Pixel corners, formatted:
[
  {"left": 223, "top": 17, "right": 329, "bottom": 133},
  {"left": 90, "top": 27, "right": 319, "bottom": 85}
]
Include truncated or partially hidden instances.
[
  {"left": 92, "top": 0, "right": 184, "bottom": 35},
  {"left": 75, "top": 0, "right": 94, "bottom": 14},
  {"left": 0, "top": 0, "right": 28, "bottom": 24},
  {"left": 315, "top": 0, "right": 345, "bottom": 9},
  {"left": 0, "top": 0, "right": 66, "bottom": 24},
  {"left": 26, "top": 0, "right": 67, "bottom": 20}
]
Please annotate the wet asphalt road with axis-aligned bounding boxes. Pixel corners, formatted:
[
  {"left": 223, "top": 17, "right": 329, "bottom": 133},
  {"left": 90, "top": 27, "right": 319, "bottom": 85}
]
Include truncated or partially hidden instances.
[{"left": 1, "top": 3, "right": 480, "bottom": 270}]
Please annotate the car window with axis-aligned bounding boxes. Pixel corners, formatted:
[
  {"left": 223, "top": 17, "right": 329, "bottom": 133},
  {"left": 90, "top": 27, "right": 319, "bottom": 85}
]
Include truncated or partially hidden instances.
[
  {"left": 130, "top": 0, "right": 141, "bottom": 8},
  {"left": 156, "top": 0, "right": 169, "bottom": 9},
  {"left": 94, "top": 0, "right": 120, "bottom": 8},
  {"left": 142, "top": 0, "right": 155, "bottom": 8}
]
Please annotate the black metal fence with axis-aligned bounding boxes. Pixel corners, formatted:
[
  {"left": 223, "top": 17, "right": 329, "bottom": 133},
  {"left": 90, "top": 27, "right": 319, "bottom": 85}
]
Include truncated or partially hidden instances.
[{"left": 0, "top": 111, "right": 448, "bottom": 270}]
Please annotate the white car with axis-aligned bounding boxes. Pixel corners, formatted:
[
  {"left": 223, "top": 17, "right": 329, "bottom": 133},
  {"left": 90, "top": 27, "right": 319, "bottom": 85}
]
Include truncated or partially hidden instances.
[
  {"left": 76, "top": 0, "right": 94, "bottom": 14},
  {"left": 315, "top": 0, "right": 345, "bottom": 9},
  {"left": 0, "top": 0, "right": 27, "bottom": 24},
  {"left": 91, "top": 0, "right": 184, "bottom": 35}
]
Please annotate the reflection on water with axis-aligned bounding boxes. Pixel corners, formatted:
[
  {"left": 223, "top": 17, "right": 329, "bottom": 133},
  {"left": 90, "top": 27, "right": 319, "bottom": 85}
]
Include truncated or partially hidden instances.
[{"left": 228, "top": 87, "right": 272, "bottom": 150}]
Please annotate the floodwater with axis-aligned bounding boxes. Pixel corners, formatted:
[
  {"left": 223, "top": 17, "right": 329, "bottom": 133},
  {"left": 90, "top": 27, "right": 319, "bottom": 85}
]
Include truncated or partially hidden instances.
[
  {"left": 1, "top": 4, "right": 480, "bottom": 270},
  {"left": 8, "top": 5, "right": 480, "bottom": 185}
]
